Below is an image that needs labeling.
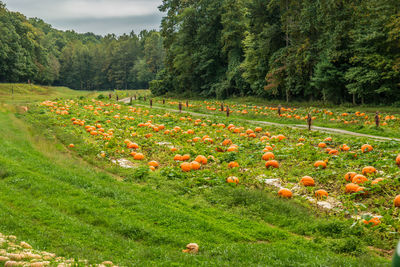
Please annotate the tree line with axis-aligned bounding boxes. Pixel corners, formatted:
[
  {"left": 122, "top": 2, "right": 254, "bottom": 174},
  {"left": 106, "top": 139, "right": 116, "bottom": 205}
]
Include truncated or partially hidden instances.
[
  {"left": 152, "top": 0, "right": 400, "bottom": 104},
  {"left": 0, "top": 1, "right": 163, "bottom": 90},
  {"left": 2, "top": 1, "right": 400, "bottom": 104}
]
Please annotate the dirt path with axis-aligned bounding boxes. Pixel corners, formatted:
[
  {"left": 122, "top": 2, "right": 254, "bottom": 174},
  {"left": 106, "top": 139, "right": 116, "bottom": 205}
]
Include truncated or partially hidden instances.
[{"left": 120, "top": 98, "right": 400, "bottom": 142}]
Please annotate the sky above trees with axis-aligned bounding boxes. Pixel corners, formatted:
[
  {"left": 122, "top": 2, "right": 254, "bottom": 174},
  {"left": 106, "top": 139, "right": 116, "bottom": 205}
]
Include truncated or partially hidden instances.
[{"left": 3, "top": 0, "right": 163, "bottom": 35}]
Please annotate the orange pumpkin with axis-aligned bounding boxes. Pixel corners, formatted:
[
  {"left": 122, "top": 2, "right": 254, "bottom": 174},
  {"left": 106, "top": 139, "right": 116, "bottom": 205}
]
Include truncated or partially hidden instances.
[
  {"left": 361, "top": 144, "right": 373, "bottom": 153},
  {"left": 222, "top": 139, "right": 232, "bottom": 146},
  {"left": 195, "top": 155, "right": 207, "bottom": 165},
  {"left": 148, "top": 161, "right": 159, "bottom": 168},
  {"left": 318, "top": 142, "right": 327, "bottom": 148},
  {"left": 345, "top": 183, "right": 360, "bottom": 193},
  {"left": 363, "top": 217, "right": 380, "bottom": 227},
  {"left": 68, "top": 144, "right": 75, "bottom": 148},
  {"left": 278, "top": 188, "right": 292, "bottom": 198},
  {"left": 262, "top": 152, "right": 275, "bottom": 161},
  {"left": 277, "top": 134, "right": 286, "bottom": 141},
  {"left": 328, "top": 149, "right": 339, "bottom": 155},
  {"left": 174, "top": 154, "right": 183, "bottom": 161},
  {"left": 300, "top": 176, "right": 315, "bottom": 186},
  {"left": 190, "top": 161, "right": 201, "bottom": 170},
  {"left": 396, "top": 154, "right": 400, "bottom": 166},
  {"left": 127, "top": 142, "right": 139, "bottom": 149},
  {"left": 228, "top": 161, "right": 239, "bottom": 168},
  {"left": 226, "top": 176, "right": 239, "bottom": 184},
  {"left": 180, "top": 162, "right": 192, "bottom": 172},
  {"left": 394, "top": 195, "right": 400, "bottom": 207},
  {"left": 314, "top": 160, "right": 327, "bottom": 169},
  {"left": 362, "top": 166, "right": 376, "bottom": 175},
  {"left": 315, "top": 189, "right": 328, "bottom": 198},
  {"left": 340, "top": 144, "right": 350, "bottom": 151},
  {"left": 133, "top": 153, "right": 145, "bottom": 160},
  {"left": 344, "top": 172, "right": 357, "bottom": 182},
  {"left": 352, "top": 174, "right": 368, "bottom": 184},
  {"left": 182, "top": 154, "right": 191, "bottom": 161},
  {"left": 263, "top": 146, "right": 273, "bottom": 152},
  {"left": 265, "top": 160, "right": 279, "bottom": 168},
  {"left": 227, "top": 145, "right": 238, "bottom": 152}
]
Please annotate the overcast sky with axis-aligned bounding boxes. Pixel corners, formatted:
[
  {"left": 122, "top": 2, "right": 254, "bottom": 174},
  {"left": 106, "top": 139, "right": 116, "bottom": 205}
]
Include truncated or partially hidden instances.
[{"left": 3, "top": 0, "right": 164, "bottom": 36}]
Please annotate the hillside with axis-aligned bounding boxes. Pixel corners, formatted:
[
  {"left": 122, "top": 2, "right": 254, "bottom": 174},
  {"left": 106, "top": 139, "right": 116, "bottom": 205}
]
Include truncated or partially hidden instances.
[{"left": 0, "top": 85, "right": 398, "bottom": 265}]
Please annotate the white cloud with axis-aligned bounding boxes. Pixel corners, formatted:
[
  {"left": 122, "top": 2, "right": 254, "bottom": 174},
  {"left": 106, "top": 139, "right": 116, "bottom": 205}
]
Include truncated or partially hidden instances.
[{"left": 3, "top": 0, "right": 163, "bottom": 35}]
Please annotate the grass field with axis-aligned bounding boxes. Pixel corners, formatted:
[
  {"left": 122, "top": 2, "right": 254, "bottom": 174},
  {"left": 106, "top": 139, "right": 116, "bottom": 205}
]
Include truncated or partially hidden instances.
[
  {"left": 139, "top": 96, "right": 400, "bottom": 139},
  {"left": 0, "top": 84, "right": 398, "bottom": 266}
]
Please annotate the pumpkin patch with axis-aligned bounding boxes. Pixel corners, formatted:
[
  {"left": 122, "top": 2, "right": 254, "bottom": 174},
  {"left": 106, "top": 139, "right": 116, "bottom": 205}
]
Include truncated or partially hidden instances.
[{"left": 27, "top": 96, "right": 400, "bottom": 254}]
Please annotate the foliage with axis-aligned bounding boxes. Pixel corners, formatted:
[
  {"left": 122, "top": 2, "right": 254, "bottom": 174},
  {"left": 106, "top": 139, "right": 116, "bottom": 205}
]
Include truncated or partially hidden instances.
[
  {"left": 155, "top": 0, "right": 400, "bottom": 104},
  {"left": 0, "top": 3, "right": 164, "bottom": 90}
]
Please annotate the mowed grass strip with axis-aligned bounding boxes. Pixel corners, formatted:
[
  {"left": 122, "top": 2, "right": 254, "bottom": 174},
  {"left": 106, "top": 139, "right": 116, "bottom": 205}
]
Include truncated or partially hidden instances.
[{"left": 0, "top": 111, "right": 390, "bottom": 266}]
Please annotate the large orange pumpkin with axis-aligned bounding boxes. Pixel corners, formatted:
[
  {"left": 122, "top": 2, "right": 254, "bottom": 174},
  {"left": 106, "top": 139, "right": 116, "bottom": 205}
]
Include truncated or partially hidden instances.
[
  {"left": 148, "top": 161, "right": 159, "bottom": 168},
  {"left": 228, "top": 161, "right": 239, "bottom": 168},
  {"left": 265, "top": 160, "right": 279, "bottom": 168},
  {"left": 345, "top": 183, "right": 360, "bottom": 193},
  {"left": 314, "top": 160, "right": 327, "bottom": 169},
  {"left": 361, "top": 144, "right": 373, "bottom": 153},
  {"left": 318, "top": 142, "right": 326, "bottom": 148},
  {"left": 262, "top": 152, "right": 275, "bottom": 161},
  {"left": 174, "top": 154, "right": 183, "bottom": 161},
  {"left": 181, "top": 162, "right": 192, "bottom": 172},
  {"left": 195, "top": 155, "right": 207, "bottom": 165},
  {"left": 133, "top": 153, "right": 145, "bottom": 160},
  {"left": 300, "top": 176, "right": 315, "bottom": 186},
  {"left": 396, "top": 154, "right": 400, "bottom": 166},
  {"left": 226, "top": 176, "right": 239, "bottom": 184},
  {"left": 394, "top": 195, "right": 400, "bottom": 207},
  {"left": 352, "top": 174, "right": 368, "bottom": 184},
  {"left": 315, "top": 189, "right": 328, "bottom": 198},
  {"left": 344, "top": 172, "right": 357, "bottom": 182},
  {"left": 190, "top": 161, "right": 201, "bottom": 170},
  {"left": 182, "top": 154, "right": 191, "bottom": 161},
  {"left": 278, "top": 188, "right": 292, "bottom": 198},
  {"left": 362, "top": 166, "right": 376, "bottom": 175}
]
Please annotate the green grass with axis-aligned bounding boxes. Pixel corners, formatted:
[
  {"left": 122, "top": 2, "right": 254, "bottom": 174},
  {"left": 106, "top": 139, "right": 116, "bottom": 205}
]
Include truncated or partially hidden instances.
[
  {"left": 0, "top": 83, "right": 150, "bottom": 106},
  {"left": 0, "top": 83, "right": 91, "bottom": 105},
  {"left": 0, "top": 84, "right": 394, "bottom": 265},
  {"left": 0, "top": 110, "right": 391, "bottom": 265}
]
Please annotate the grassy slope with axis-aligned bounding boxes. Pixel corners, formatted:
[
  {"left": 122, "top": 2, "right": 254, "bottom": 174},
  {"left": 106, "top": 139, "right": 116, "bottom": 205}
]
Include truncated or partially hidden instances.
[
  {"left": 0, "top": 83, "right": 91, "bottom": 105},
  {"left": 0, "top": 84, "right": 392, "bottom": 266},
  {"left": 0, "top": 111, "right": 390, "bottom": 266}
]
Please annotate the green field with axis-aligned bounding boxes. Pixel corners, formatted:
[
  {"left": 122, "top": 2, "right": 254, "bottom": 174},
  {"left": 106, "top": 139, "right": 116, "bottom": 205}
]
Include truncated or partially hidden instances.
[{"left": 0, "top": 84, "right": 397, "bottom": 266}]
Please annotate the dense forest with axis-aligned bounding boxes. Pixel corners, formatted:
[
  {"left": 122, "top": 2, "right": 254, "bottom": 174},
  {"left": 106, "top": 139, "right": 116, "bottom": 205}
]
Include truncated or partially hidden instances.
[
  {"left": 1, "top": 1, "right": 400, "bottom": 104},
  {"left": 153, "top": 0, "right": 400, "bottom": 104},
  {"left": 0, "top": 1, "right": 163, "bottom": 90}
]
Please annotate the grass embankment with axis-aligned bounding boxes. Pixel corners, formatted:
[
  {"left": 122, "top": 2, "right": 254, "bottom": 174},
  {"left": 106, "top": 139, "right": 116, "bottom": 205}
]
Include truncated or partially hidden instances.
[
  {"left": 0, "top": 83, "right": 90, "bottom": 105},
  {"left": 0, "top": 90, "right": 391, "bottom": 265},
  {"left": 0, "top": 83, "right": 150, "bottom": 106}
]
